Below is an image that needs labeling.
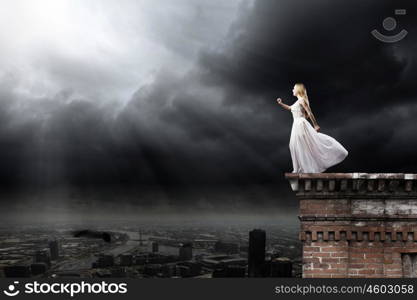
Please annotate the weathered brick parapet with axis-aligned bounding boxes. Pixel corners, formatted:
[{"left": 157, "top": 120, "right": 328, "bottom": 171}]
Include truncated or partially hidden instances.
[{"left": 285, "top": 173, "right": 417, "bottom": 278}]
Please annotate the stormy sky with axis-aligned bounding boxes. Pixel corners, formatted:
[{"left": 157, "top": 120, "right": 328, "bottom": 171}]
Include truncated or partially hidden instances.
[{"left": 1, "top": 0, "right": 417, "bottom": 218}]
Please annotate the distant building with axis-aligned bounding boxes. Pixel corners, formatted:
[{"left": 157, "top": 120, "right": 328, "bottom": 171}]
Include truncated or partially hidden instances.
[
  {"left": 262, "top": 260, "right": 271, "bottom": 277},
  {"left": 177, "top": 261, "right": 202, "bottom": 277},
  {"left": 177, "top": 265, "right": 191, "bottom": 277},
  {"left": 162, "top": 254, "right": 179, "bottom": 264},
  {"left": 96, "top": 254, "right": 114, "bottom": 268},
  {"left": 143, "top": 264, "right": 162, "bottom": 277},
  {"left": 35, "top": 249, "right": 51, "bottom": 267},
  {"left": 270, "top": 257, "right": 293, "bottom": 277},
  {"left": 147, "top": 253, "right": 168, "bottom": 264},
  {"left": 95, "top": 269, "right": 112, "bottom": 278},
  {"left": 134, "top": 255, "right": 147, "bottom": 265},
  {"left": 161, "top": 263, "right": 180, "bottom": 277},
  {"left": 152, "top": 242, "right": 159, "bottom": 253},
  {"left": 192, "top": 239, "right": 217, "bottom": 249},
  {"left": 4, "top": 265, "right": 31, "bottom": 277},
  {"left": 53, "top": 271, "right": 82, "bottom": 278},
  {"left": 201, "top": 255, "right": 246, "bottom": 269},
  {"left": 248, "top": 229, "right": 266, "bottom": 277},
  {"left": 31, "top": 263, "right": 48, "bottom": 275},
  {"left": 119, "top": 254, "right": 133, "bottom": 266},
  {"left": 179, "top": 242, "right": 193, "bottom": 261},
  {"left": 212, "top": 264, "right": 246, "bottom": 277},
  {"left": 111, "top": 267, "right": 127, "bottom": 277},
  {"left": 221, "top": 257, "right": 247, "bottom": 266},
  {"left": 48, "top": 239, "right": 60, "bottom": 260},
  {"left": 266, "top": 249, "right": 280, "bottom": 260},
  {"left": 214, "top": 241, "right": 239, "bottom": 254},
  {"left": 239, "top": 245, "right": 249, "bottom": 253}
]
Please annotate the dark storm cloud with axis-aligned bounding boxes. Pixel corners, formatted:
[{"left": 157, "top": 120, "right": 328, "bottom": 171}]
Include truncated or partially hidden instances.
[
  {"left": 1, "top": 0, "right": 417, "bottom": 213},
  {"left": 200, "top": 0, "right": 416, "bottom": 102}
]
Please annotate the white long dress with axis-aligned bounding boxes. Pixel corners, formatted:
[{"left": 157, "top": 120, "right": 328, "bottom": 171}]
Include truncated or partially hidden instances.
[{"left": 289, "top": 99, "right": 348, "bottom": 173}]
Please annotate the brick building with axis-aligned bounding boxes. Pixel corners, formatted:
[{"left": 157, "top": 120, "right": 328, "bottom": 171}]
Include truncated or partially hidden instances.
[{"left": 285, "top": 173, "right": 417, "bottom": 278}]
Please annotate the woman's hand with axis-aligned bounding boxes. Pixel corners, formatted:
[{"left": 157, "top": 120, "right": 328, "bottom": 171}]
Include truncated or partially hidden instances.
[{"left": 277, "top": 98, "right": 291, "bottom": 111}]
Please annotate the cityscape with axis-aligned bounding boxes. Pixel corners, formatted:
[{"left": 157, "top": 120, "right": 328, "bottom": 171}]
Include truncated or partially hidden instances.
[{"left": 0, "top": 218, "right": 301, "bottom": 278}]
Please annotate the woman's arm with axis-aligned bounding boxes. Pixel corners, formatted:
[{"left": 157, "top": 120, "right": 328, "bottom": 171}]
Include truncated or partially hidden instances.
[
  {"left": 300, "top": 100, "right": 320, "bottom": 131},
  {"left": 276, "top": 98, "right": 291, "bottom": 111}
]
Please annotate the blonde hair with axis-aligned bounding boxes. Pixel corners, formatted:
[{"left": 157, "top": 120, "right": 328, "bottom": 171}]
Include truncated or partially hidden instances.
[
  {"left": 294, "top": 83, "right": 309, "bottom": 106},
  {"left": 294, "top": 83, "right": 319, "bottom": 128}
]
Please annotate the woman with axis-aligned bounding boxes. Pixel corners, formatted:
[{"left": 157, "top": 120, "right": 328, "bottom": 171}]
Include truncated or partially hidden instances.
[{"left": 277, "top": 83, "right": 348, "bottom": 173}]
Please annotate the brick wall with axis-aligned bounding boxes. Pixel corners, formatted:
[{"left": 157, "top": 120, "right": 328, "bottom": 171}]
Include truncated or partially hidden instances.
[{"left": 285, "top": 173, "right": 417, "bottom": 278}]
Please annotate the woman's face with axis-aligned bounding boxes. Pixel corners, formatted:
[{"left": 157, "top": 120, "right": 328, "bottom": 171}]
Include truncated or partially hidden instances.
[{"left": 292, "top": 85, "right": 298, "bottom": 96}]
